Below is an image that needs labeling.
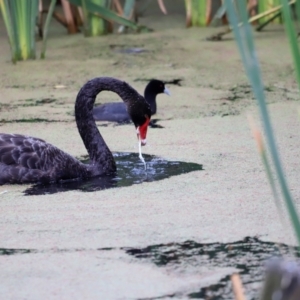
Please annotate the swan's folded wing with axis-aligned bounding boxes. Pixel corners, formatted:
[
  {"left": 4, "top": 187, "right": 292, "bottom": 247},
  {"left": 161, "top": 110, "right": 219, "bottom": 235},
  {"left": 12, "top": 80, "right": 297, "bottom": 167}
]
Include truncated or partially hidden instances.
[{"left": 0, "top": 133, "right": 78, "bottom": 171}]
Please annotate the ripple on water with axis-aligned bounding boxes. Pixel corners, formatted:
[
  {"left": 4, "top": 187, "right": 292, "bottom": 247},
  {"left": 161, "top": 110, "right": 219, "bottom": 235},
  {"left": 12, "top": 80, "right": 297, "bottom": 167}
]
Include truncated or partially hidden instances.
[{"left": 24, "top": 152, "right": 203, "bottom": 195}]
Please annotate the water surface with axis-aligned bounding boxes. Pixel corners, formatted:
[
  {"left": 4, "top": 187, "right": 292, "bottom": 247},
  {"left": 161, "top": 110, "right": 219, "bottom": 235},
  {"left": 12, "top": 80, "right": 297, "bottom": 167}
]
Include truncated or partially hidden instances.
[
  {"left": 24, "top": 152, "right": 203, "bottom": 195},
  {"left": 125, "top": 237, "right": 299, "bottom": 300},
  {"left": 1, "top": 237, "right": 298, "bottom": 299}
]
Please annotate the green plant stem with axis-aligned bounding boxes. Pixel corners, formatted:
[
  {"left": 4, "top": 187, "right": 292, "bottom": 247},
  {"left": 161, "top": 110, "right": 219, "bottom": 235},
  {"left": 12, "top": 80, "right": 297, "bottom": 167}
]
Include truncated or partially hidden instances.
[
  {"left": 281, "top": 0, "right": 300, "bottom": 92},
  {"left": 186, "top": 0, "right": 207, "bottom": 26},
  {"left": 118, "top": 0, "right": 135, "bottom": 33},
  {"left": 225, "top": 0, "right": 300, "bottom": 246},
  {"left": 0, "top": 0, "right": 17, "bottom": 63},
  {"left": 296, "top": 0, "right": 300, "bottom": 23},
  {"left": 69, "top": 0, "right": 148, "bottom": 32},
  {"left": 30, "top": 0, "right": 39, "bottom": 58},
  {"left": 41, "top": 0, "right": 57, "bottom": 59},
  {"left": 1, "top": 0, "right": 38, "bottom": 62},
  {"left": 261, "top": 148, "right": 283, "bottom": 213},
  {"left": 87, "top": 0, "right": 108, "bottom": 37}
]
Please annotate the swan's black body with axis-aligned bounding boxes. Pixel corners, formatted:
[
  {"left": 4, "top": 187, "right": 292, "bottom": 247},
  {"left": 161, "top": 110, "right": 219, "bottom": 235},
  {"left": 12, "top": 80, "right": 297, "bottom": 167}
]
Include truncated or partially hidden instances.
[
  {"left": 0, "top": 77, "right": 151, "bottom": 185},
  {"left": 93, "top": 79, "right": 170, "bottom": 123}
]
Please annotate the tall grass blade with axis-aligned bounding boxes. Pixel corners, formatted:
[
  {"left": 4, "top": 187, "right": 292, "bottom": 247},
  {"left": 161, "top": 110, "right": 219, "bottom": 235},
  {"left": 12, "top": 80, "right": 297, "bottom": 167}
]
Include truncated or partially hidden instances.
[
  {"left": 185, "top": 0, "right": 192, "bottom": 27},
  {"left": 41, "top": 0, "right": 57, "bottom": 59},
  {"left": 296, "top": 0, "right": 300, "bottom": 24},
  {"left": 224, "top": 0, "right": 300, "bottom": 246},
  {"left": 258, "top": 0, "right": 282, "bottom": 24},
  {"left": 81, "top": 0, "right": 90, "bottom": 35},
  {"left": 30, "top": 0, "right": 39, "bottom": 59},
  {"left": 85, "top": 0, "right": 109, "bottom": 36},
  {"left": 118, "top": 0, "right": 135, "bottom": 33},
  {"left": 157, "top": 0, "right": 167, "bottom": 15},
  {"left": 0, "top": 0, "right": 17, "bottom": 62},
  {"left": 280, "top": 0, "right": 300, "bottom": 92},
  {"left": 17, "top": 0, "right": 25, "bottom": 59},
  {"left": 185, "top": 0, "right": 207, "bottom": 26},
  {"left": 10, "top": 0, "right": 20, "bottom": 60},
  {"left": 249, "top": 117, "right": 283, "bottom": 213},
  {"left": 123, "top": 0, "right": 135, "bottom": 19},
  {"left": 1, "top": 0, "right": 38, "bottom": 62},
  {"left": 69, "top": 0, "right": 149, "bottom": 32}
]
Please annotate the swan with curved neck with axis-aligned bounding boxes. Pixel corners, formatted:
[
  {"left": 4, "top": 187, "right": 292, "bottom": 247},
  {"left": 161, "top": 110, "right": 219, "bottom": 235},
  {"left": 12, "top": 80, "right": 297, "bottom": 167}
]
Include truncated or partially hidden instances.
[{"left": 0, "top": 77, "right": 151, "bottom": 185}]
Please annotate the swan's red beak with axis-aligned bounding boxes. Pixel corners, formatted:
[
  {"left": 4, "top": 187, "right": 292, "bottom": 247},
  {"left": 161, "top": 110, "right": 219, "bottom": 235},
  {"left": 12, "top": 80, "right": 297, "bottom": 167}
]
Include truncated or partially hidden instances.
[{"left": 137, "top": 116, "right": 150, "bottom": 146}]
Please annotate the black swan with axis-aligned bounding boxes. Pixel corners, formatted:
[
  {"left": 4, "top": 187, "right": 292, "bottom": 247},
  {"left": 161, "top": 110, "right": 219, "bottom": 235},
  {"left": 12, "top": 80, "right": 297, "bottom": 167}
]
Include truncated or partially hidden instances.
[
  {"left": 93, "top": 79, "right": 170, "bottom": 123},
  {"left": 0, "top": 77, "right": 151, "bottom": 185}
]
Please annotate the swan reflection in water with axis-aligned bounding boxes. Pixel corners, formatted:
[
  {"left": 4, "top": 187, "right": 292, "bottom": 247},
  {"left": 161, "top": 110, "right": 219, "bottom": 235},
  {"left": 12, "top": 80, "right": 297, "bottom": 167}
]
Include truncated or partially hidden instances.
[{"left": 24, "top": 152, "right": 203, "bottom": 195}]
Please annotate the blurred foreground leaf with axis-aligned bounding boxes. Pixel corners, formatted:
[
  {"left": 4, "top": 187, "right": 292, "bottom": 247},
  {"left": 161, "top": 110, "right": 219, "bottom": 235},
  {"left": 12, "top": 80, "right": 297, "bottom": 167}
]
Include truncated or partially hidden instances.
[{"left": 224, "top": 0, "right": 300, "bottom": 245}]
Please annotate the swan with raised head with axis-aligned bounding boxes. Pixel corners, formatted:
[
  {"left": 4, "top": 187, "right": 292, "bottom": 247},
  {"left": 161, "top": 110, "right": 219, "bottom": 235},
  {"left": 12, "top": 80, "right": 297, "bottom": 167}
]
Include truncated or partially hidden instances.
[{"left": 0, "top": 77, "right": 151, "bottom": 185}]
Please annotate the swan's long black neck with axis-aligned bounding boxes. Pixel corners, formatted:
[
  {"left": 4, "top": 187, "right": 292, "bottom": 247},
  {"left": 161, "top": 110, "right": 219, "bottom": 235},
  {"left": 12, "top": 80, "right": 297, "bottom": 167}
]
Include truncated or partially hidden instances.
[{"left": 75, "top": 77, "right": 143, "bottom": 174}]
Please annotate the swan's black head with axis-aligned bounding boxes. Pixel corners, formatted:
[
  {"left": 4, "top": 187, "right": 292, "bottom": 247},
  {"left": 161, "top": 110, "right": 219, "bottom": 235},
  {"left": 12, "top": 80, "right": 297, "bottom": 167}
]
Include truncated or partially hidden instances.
[
  {"left": 146, "top": 80, "right": 171, "bottom": 97},
  {"left": 127, "top": 95, "right": 152, "bottom": 146}
]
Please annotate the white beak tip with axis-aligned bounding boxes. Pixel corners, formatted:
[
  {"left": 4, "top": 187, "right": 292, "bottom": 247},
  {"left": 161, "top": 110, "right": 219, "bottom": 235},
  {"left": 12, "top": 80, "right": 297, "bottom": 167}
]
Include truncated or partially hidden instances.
[{"left": 164, "top": 87, "right": 171, "bottom": 96}]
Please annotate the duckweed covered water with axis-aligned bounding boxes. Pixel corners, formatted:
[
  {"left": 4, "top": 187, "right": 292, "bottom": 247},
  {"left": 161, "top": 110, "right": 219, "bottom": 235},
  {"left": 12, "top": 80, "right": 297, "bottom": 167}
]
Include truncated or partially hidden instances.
[
  {"left": 1, "top": 237, "right": 298, "bottom": 299},
  {"left": 24, "top": 152, "right": 203, "bottom": 195},
  {"left": 124, "top": 237, "right": 299, "bottom": 300}
]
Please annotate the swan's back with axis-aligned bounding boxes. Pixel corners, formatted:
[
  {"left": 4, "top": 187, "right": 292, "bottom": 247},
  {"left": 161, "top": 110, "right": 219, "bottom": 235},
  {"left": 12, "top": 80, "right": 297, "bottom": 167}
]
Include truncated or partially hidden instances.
[
  {"left": 93, "top": 102, "right": 130, "bottom": 122},
  {"left": 0, "top": 134, "right": 87, "bottom": 184}
]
